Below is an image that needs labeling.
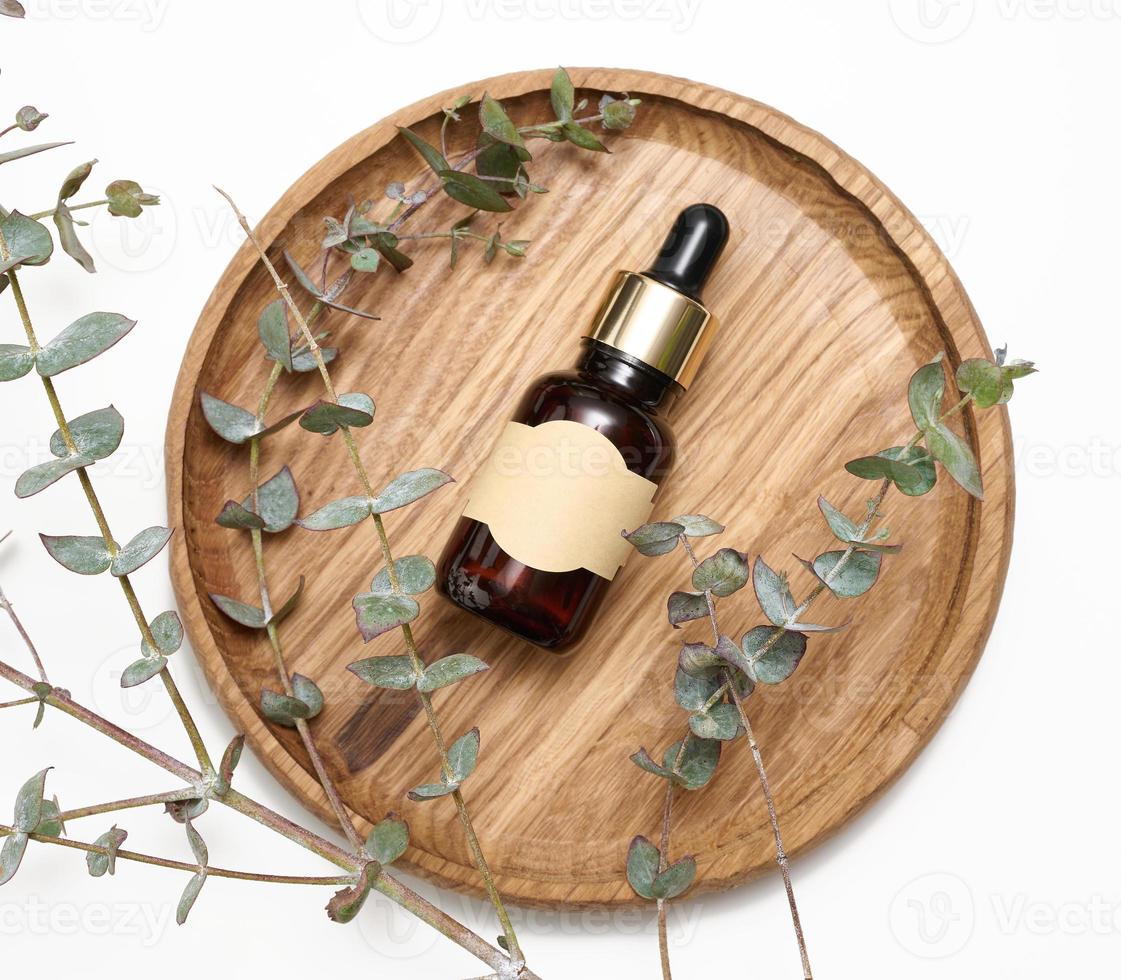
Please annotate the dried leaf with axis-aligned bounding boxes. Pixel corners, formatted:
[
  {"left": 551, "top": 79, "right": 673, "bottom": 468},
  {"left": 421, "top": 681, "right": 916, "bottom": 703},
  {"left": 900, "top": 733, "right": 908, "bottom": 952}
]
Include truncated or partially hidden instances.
[
  {"left": 325, "top": 864, "right": 373, "bottom": 924},
  {"left": 407, "top": 781, "right": 458, "bottom": 801},
  {"left": 0, "top": 142, "right": 70, "bottom": 168}
]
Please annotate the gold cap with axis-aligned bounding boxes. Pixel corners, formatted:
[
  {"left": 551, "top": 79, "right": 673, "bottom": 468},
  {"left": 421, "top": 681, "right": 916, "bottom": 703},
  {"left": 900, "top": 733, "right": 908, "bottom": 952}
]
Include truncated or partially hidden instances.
[{"left": 584, "top": 271, "right": 715, "bottom": 389}]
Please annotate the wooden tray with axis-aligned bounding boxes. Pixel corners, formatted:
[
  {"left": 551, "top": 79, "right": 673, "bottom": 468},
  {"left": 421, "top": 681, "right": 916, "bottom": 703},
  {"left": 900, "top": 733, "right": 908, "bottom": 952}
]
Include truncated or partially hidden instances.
[{"left": 166, "top": 68, "right": 1013, "bottom": 908}]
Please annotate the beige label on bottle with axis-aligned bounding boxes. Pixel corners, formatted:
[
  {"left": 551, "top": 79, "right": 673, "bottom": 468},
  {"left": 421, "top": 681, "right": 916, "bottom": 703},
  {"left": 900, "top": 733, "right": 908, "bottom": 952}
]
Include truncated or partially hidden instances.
[{"left": 462, "top": 420, "right": 658, "bottom": 580}]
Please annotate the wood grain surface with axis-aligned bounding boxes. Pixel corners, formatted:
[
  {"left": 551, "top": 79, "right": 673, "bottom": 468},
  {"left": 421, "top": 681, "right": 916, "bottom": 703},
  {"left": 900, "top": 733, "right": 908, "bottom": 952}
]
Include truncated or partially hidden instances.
[{"left": 165, "top": 68, "right": 1014, "bottom": 908}]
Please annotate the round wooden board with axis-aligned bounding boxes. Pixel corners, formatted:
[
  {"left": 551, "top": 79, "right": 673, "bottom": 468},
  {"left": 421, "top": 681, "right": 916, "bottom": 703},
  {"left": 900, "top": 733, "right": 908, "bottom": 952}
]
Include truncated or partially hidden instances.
[{"left": 166, "top": 68, "right": 1013, "bottom": 908}]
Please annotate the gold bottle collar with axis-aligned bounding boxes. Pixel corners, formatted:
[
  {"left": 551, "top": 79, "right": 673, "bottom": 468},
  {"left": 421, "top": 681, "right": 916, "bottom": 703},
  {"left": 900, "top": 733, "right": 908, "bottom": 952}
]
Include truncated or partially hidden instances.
[{"left": 584, "top": 272, "right": 715, "bottom": 389}]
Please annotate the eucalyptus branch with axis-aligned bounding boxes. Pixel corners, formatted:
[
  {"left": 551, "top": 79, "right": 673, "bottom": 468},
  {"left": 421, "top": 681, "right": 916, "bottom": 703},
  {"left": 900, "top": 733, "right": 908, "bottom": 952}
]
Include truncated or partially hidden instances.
[
  {"left": 622, "top": 348, "right": 1036, "bottom": 978},
  {"left": 56, "top": 788, "right": 201, "bottom": 823}
]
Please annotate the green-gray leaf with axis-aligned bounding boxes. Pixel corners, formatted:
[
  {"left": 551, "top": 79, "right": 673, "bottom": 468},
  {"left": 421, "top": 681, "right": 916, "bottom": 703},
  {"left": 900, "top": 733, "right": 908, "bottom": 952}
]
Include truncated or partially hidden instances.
[
  {"left": 16, "top": 106, "right": 47, "bottom": 131},
  {"left": 810, "top": 550, "right": 881, "bottom": 598},
  {"left": 185, "top": 820, "right": 208, "bottom": 867},
  {"left": 0, "top": 210, "right": 52, "bottom": 271},
  {"left": 297, "top": 494, "right": 372, "bottom": 531},
  {"left": 49, "top": 405, "right": 124, "bottom": 461},
  {"left": 671, "top": 514, "right": 724, "bottom": 537},
  {"left": 626, "top": 836, "right": 660, "bottom": 900},
  {"left": 110, "top": 526, "right": 172, "bottom": 577},
  {"left": 753, "top": 557, "right": 796, "bottom": 626},
  {"left": 664, "top": 737, "right": 720, "bottom": 790},
  {"left": 209, "top": 593, "right": 266, "bottom": 629},
  {"left": 365, "top": 814, "right": 409, "bottom": 865},
  {"left": 417, "top": 654, "right": 488, "bottom": 693},
  {"left": 299, "top": 393, "right": 375, "bottom": 435},
  {"left": 242, "top": 466, "right": 299, "bottom": 533},
  {"left": 674, "top": 666, "right": 722, "bottom": 711},
  {"left": 0, "top": 343, "right": 33, "bottom": 381},
  {"left": 689, "top": 703, "right": 742, "bottom": 741},
  {"left": 257, "top": 299, "right": 292, "bottom": 372},
  {"left": 370, "top": 555, "right": 437, "bottom": 596},
  {"left": 817, "top": 496, "right": 861, "bottom": 543},
  {"left": 925, "top": 422, "right": 983, "bottom": 498},
  {"left": 743, "top": 626, "right": 807, "bottom": 685},
  {"left": 623, "top": 521, "right": 683, "bottom": 557},
  {"left": 562, "top": 122, "right": 608, "bottom": 152},
  {"left": 602, "top": 97, "right": 638, "bottom": 131},
  {"left": 0, "top": 832, "right": 28, "bottom": 886},
  {"left": 846, "top": 446, "right": 935, "bottom": 496},
  {"left": 260, "top": 689, "right": 311, "bottom": 728},
  {"left": 58, "top": 159, "right": 95, "bottom": 201},
  {"left": 668, "top": 591, "right": 708, "bottom": 628},
  {"left": 678, "top": 641, "right": 722, "bottom": 677},
  {"left": 142, "top": 610, "right": 183, "bottom": 657},
  {"left": 447, "top": 728, "right": 480, "bottom": 783},
  {"left": 908, "top": 356, "right": 945, "bottom": 431},
  {"left": 439, "top": 170, "right": 513, "bottom": 213},
  {"left": 348, "top": 654, "right": 418, "bottom": 690},
  {"left": 292, "top": 674, "right": 324, "bottom": 719},
  {"left": 651, "top": 855, "right": 696, "bottom": 900},
  {"left": 176, "top": 870, "right": 206, "bottom": 925},
  {"left": 353, "top": 592, "right": 419, "bottom": 641},
  {"left": 955, "top": 357, "right": 1004, "bottom": 409},
  {"left": 479, "top": 93, "right": 526, "bottom": 150},
  {"left": 692, "top": 547, "right": 749, "bottom": 597},
  {"left": 36, "top": 312, "right": 135, "bottom": 377},
  {"left": 39, "top": 533, "right": 111, "bottom": 574},
  {"left": 13, "top": 768, "right": 49, "bottom": 831},
  {"left": 550, "top": 67, "right": 575, "bottom": 122},
  {"left": 120, "top": 655, "right": 167, "bottom": 688},
  {"left": 216, "top": 500, "right": 266, "bottom": 530},
  {"left": 106, "top": 180, "right": 158, "bottom": 218},
  {"left": 407, "top": 781, "right": 458, "bottom": 801},
  {"left": 15, "top": 454, "right": 92, "bottom": 498},
  {"left": 54, "top": 202, "right": 95, "bottom": 273},
  {"left": 200, "top": 392, "right": 300, "bottom": 445},
  {"left": 397, "top": 126, "right": 449, "bottom": 174},
  {"left": 0, "top": 141, "right": 70, "bottom": 167},
  {"left": 370, "top": 468, "right": 453, "bottom": 514},
  {"left": 86, "top": 826, "right": 127, "bottom": 877}
]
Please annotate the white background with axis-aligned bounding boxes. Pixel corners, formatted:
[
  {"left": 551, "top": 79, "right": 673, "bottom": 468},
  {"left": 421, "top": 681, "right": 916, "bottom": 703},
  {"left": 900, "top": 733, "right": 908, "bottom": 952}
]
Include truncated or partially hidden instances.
[{"left": 0, "top": 1, "right": 1117, "bottom": 976}]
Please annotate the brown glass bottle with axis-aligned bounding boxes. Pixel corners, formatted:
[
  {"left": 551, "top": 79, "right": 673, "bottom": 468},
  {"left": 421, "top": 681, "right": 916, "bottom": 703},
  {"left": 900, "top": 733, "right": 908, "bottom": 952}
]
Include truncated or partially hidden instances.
[{"left": 436, "top": 203, "right": 729, "bottom": 651}]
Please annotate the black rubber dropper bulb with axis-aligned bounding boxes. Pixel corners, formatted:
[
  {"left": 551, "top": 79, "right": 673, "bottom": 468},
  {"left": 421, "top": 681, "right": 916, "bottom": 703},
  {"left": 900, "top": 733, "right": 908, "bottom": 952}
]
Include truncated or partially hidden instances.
[{"left": 642, "top": 203, "right": 729, "bottom": 302}]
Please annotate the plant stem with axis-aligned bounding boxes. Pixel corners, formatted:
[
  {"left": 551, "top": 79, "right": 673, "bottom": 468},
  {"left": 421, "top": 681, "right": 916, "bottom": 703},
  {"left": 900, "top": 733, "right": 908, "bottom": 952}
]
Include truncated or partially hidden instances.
[
  {"left": 0, "top": 258, "right": 216, "bottom": 777},
  {"left": 216, "top": 189, "right": 526, "bottom": 973},
  {"left": 680, "top": 534, "right": 812, "bottom": 979},
  {"left": 28, "top": 198, "right": 109, "bottom": 221},
  {"left": 0, "top": 696, "right": 38, "bottom": 709},
  {"left": 0, "top": 584, "right": 48, "bottom": 683},
  {"left": 57, "top": 788, "right": 200, "bottom": 822},
  {"left": 0, "top": 824, "right": 354, "bottom": 885},
  {"left": 245, "top": 344, "right": 366, "bottom": 854},
  {"left": 657, "top": 778, "right": 674, "bottom": 980}
]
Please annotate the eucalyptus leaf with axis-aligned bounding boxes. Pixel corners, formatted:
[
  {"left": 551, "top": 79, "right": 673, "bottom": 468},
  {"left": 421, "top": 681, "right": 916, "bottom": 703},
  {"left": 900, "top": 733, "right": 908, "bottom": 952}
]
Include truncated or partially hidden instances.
[
  {"left": 673, "top": 667, "right": 721, "bottom": 711},
  {"left": 753, "top": 556, "right": 797, "bottom": 626},
  {"left": 626, "top": 836, "right": 660, "bottom": 900},
  {"left": 299, "top": 393, "right": 375, "bottom": 435},
  {"left": 292, "top": 674, "right": 324, "bottom": 719},
  {"left": 623, "top": 521, "right": 684, "bottom": 557},
  {"left": 817, "top": 496, "right": 861, "bottom": 543},
  {"left": 325, "top": 866, "right": 372, "bottom": 924},
  {"left": 185, "top": 820, "right": 208, "bottom": 867},
  {"left": 407, "top": 781, "right": 458, "bottom": 801},
  {"left": 260, "top": 689, "right": 311, "bottom": 728},
  {"left": 200, "top": 392, "right": 300, "bottom": 445},
  {"left": 15, "top": 454, "right": 92, "bottom": 498},
  {"left": 0, "top": 832, "right": 28, "bottom": 886},
  {"left": 0, "top": 142, "right": 70, "bottom": 168},
  {"left": 86, "top": 826, "right": 127, "bottom": 877},
  {"left": 439, "top": 170, "right": 513, "bottom": 213},
  {"left": 218, "top": 735, "right": 245, "bottom": 790},
  {"left": 743, "top": 626, "right": 807, "bottom": 685},
  {"left": 925, "top": 422, "right": 983, "bottom": 499},
  {"left": 242, "top": 466, "right": 299, "bottom": 533},
  {"left": 58, "top": 159, "right": 95, "bottom": 201},
  {"left": 630, "top": 748, "right": 671, "bottom": 781},
  {"left": 15, "top": 106, "right": 47, "bottom": 131},
  {"left": 176, "top": 870, "right": 206, "bottom": 925},
  {"left": 663, "top": 737, "right": 720, "bottom": 790},
  {"left": 397, "top": 126, "right": 449, "bottom": 174},
  {"left": 671, "top": 514, "right": 724, "bottom": 537},
  {"left": 845, "top": 450, "right": 930, "bottom": 495},
  {"left": 668, "top": 590, "right": 708, "bottom": 628},
  {"left": 209, "top": 593, "right": 266, "bottom": 629},
  {"left": 106, "top": 179, "right": 158, "bottom": 218},
  {"left": 296, "top": 495, "right": 372, "bottom": 531},
  {"left": 479, "top": 93, "right": 527, "bottom": 150},
  {"left": 955, "top": 357, "right": 1004, "bottom": 409},
  {"left": 365, "top": 814, "right": 409, "bottom": 865},
  {"left": 810, "top": 550, "right": 881, "bottom": 598},
  {"left": 352, "top": 592, "right": 419, "bottom": 641},
  {"left": 550, "top": 66, "right": 575, "bottom": 121},
  {"left": 216, "top": 500, "right": 266, "bottom": 530},
  {"left": 282, "top": 251, "right": 380, "bottom": 320},
  {"left": 348, "top": 654, "right": 418, "bottom": 690},
  {"left": 35, "top": 312, "right": 135, "bottom": 377},
  {"left": 110, "top": 526, "right": 172, "bottom": 577},
  {"left": 39, "top": 533, "right": 111, "bottom": 575},
  {"left": 370, "top": 468, "right": 453, "bottom": 514},
  {"left": 692, "top": 547, "right": 749, "bottom": 597},
  {"left": 141, "top": 610, "right": 183, "bottom": 657},
  {"left": 49, "top": 405, "right": 124, "bottom": 461},
  {"left": 416, "top": 654, "right": 488, "bottom": 693},
  {"left": 257, "top": 299, "right": 292, "bottom": 372},
  {"left": 651, "top": 856, "right": 696, "bottom": 900},
  {"left": 602, "top": 97, "right": 637, "bottom": 131},
  {"left": 447, "top": 728, "right": 480, "bottom": 783},
  {"left": 53, "top": 202, "right": 95, "bottom": 273},
  {"left": 678, "top": 641, "right": 722, "bottom": 677},
  {"left": 908, "top": 355, "right": 945, "bottom": 431},
  {"left": 370, "top": 555, "right": 436, "bottom": 596},
  {"left": 120, "top": 655, "right": 167, "bottom": 688},
  {"left": 13, "top": 768, "right": 49, "bottom": 831},
  {"left": 0, "top": 343, "right": 33, "bottom": 381},
  {"left": 562, "top": 122, "right": 608, "bottom": 152},
  {"left": 0, "top": 210, "right": 52, "bottom": 271}
]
